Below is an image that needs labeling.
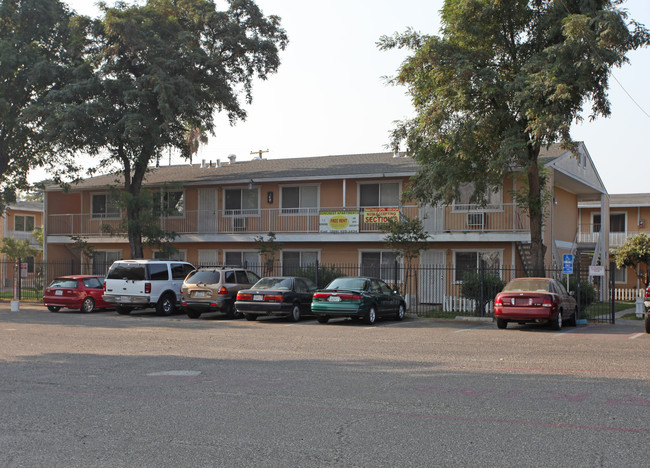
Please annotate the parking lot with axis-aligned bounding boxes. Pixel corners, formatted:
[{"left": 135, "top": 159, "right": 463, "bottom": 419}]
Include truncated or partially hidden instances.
[{"left": 1, "top": 302, "right": 649, "bottom": 467}]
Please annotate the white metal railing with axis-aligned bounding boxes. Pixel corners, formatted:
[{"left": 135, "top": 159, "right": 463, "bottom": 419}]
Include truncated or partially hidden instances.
[
  {"left": 47, "top": 204, "right": 529, "bottom": 237},
  {"left": 577, "top": 224, "right": 642, "bottom": 247},
  {"left": 614, "top": 288, "right": 645, "bottom": 301}
]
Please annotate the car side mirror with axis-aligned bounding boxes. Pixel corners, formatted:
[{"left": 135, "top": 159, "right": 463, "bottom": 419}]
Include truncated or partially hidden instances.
[{"left": 569, "top": 291, "right": 575, "bottom": 297}]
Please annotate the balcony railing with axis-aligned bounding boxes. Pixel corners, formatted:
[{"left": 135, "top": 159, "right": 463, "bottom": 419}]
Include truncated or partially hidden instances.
[
  {"left": 47, "top": 204, "right": 530, "bottom": 237},
  {"left": 578, "top": 226, "right": 642, "bottom": 248}
]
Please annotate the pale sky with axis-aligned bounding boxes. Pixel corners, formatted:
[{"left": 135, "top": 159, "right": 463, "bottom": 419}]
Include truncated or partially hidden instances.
[{"left": 46, "top": 0, "right": 650, "bottom": 195}]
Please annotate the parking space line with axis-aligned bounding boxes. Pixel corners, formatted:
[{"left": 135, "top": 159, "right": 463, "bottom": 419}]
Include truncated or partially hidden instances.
[
  {"left": 553, "top": 325, "right": 593, "bottom": 337},
  {"left": 454, "top": 325, "right": 492, "bottom": 333},
  {"left": 628, "top": 333, "right": 644, "bottom": 339}
]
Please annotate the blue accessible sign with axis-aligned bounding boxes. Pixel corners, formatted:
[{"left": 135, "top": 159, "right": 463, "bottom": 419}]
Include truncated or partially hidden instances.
[{"left": 562, "top": 254, "right": 573, "bottom": 275}]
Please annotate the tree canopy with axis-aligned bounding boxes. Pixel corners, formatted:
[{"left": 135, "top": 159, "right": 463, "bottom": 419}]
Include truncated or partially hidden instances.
[
  {"left": 380, "top": 0, "right": 649, "bottom": 275},
  {"left": 614, "top": 233, "right": 650, "bottom": 286},
  {"left": 43, "top": 0, "right": 287, "bottom": 258},
  {"left": 0, "top": 0, "right": 83, "bottom": 207}
]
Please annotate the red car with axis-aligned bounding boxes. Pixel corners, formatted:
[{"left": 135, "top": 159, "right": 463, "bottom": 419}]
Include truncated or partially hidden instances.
[
  {"left": 43, "top": 275, "right": 111, "bottom": 313},
  {"left": 494, "top": 277, "right": 577, "bottom": 330}
]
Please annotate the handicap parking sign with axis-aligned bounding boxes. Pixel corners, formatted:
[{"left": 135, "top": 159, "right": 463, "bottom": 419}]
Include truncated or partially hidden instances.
[{"left": 562, "top": 254, "right": 573, "bottom": 275}]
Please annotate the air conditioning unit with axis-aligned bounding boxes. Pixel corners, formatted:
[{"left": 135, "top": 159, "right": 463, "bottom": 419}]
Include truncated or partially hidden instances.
[
  {"left": 467, "top": 212, "right": 485, "bottom": 229},
  {"left": 232, "top": 217, "right": 247, "bottom": 230}
]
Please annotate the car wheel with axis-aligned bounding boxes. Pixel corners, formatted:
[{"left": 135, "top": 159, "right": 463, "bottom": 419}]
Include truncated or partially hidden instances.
[
  {"left": 566, "top": 308, "right": 577, "bottom": 327},
  {"left": 317, "top": 316, "right": 329, "bottom": 324},
  {"left": 645, "top": 313, "right": 650, "bottom": 334},
  {"left": 244, "top": 313, "right": 257, "bottom": 321},
  {"left": 365, "top": 306, "right": 377, "bottom": 325},
  {"left": 551, "top": 310, "right": 563, "bottom": 331},
  {"left": 81, "top": 297, "right": 95, "bottom": 313},
  {"left": 496, "top": 318, "right": 508, "bottom": 329},
  {"left": 395, "top": 303, "right": 405, "bottom": 321},
  {"left": 186, "top": 310, "right": 201, "bottom": 319},
  {"left": 156, "top": 294, "right": 175, "bottom": 316},
  {"left": 225, "top": 302, "right": 241, "bottom": 319},
  {"left": 287, "top": 304, "right": 301, "bottom": 322},
  {"left": 47, "top": 306, "right": 61, "bottom": 312},
  {"left": 116, "top": 306, "right": 132, "bottom": 315}
]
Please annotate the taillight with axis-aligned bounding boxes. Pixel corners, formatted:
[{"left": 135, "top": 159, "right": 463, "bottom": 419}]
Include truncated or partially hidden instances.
[
  {"left": 145, "top": 283, "right": 151, "bottom": 294},
  {"left": 264, "top": 295, "right": 284, "bottom": 301},
  {"left": 338, "top": 293, "right": 362, "bottom": 300},
  {"left": 494, "top": 296, "right": 503, "bottom": 306},
  {"left": 103, "top": 282, "right": 106, "bottom": 292},
  {"left": 218, "top": 286, "right": 228, "bottom": 295},
  {"left": 313, "top": 293, "right": 329, "bottom": 299},
  {"left": 645, "top": 288, "right": 650, "bottom": 299},
  {"left": 542, "top": 297, "right": 554, "bottom": 308},
  {"left": 237, "top": 293, "right": 252, "bottom": 300}
]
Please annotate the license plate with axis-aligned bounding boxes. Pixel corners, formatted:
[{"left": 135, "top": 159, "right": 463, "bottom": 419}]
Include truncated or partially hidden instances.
[
  {"left": 121, "top": 296, "right": 131, "bottom": 302},
  {"left": 328, "top": 296, "right": 341, "bottom": 302},
  {"left": 55, "top": 290, "right": 63, "bottom": 296},
  {"left": 253, "top": 295, "right": 264, "bottom": 301},
  {"left": 194, "top": 291, "right": 205, "bottom": 298}
]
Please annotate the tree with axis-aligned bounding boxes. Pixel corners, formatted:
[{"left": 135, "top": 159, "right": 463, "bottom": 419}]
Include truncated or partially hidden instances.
[
  {"left": 614, "top": 233, "right": 650, "bottom": 287},
  {"left": 0, "top": 0, "right": 82, "bottom": 208},
  {"left": 44, "top": 0, "right": 287, "bottom": 258},
  {"left": 254, "top": 232, "right": 282, "bottom": 276},
  {"left": 382, "top": 216, "right": 429, "bottom": 300},
  {"left": 380, "top": 0, "right": 649, "bottom": 276}
]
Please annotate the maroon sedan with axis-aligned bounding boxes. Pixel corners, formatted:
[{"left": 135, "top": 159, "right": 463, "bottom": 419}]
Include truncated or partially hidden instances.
[
  {"left": 43, "top": 275, "right": 111, "bottom": 313},
  {"left": 494, "top": 277, "right": 577, "bottom": 330}
]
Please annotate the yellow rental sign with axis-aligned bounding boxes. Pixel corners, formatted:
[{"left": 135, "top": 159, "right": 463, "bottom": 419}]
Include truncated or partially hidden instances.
[{"left": 363, "top": 207, "right": 400, "bottom": 223}]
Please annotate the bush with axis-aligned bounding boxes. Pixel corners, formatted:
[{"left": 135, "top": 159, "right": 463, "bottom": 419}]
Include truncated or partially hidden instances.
[
  {"left": 461, "top": 271, "right": 506, "bottom": 316},
  {"left": 292, "top": 264, "right": 345, "bottom": 289},
  {"left": 568, "top": 278, "right": 597, "bottom": 308}
]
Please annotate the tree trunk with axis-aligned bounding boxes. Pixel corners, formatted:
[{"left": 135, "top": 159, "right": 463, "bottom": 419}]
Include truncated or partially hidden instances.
[
  {"left": 123, "top": 151, "right": 149, "bottom": 260},
  {"left": 527, "top": 146, "right": 546, "bottom": 277}
]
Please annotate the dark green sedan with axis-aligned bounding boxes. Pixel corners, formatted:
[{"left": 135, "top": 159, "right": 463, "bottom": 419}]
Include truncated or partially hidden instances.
[{"left": 311, "top": 276, "right": 406, "bottom": 325}]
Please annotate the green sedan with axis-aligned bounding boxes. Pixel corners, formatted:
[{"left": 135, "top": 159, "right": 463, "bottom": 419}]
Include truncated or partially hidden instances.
[{"left": 311, "top": 276, "right": 406, "bottom": 325}]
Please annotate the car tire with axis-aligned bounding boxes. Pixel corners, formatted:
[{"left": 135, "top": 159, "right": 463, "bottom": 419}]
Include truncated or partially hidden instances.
[
  {"left": 225, "top": 302, "right": 241, "bottom": 319},
  {"left": 287, "top": 304, "right": 301, "bottom": 322},
  {"left": 81, "top": 297, "right": 95, "bottom": 313},
  {"left": 244, "top": 313, "right": 257, "bottom": 321},
  {"left": 116, "top": 306, "right": 132, "bottom": 315},
  {"left": 365, "top": 306, "right": 377, "bottom": 325},
  {"left": 566, "top": 308, "right": 577, "bottom": 327},
  {"left": 317, "top": 316, "right": 329, "bottom": 324},
  {"left": 186, "top": 310, "right": 201, "bottom": 319},
  {"left": 47, "top": 306, "right": 61, "bottom": 312},
  {"left": 645, "top": 313, "right": 650, "bottom": 334},
  {"left": 395, "top": 303, "right": 405, "bottom": 321},
  {"left": 156, "top": 294, "right": 176, "bottom": 316},
  {"left": 496, "top": 318, "right": 508, "bottom": 329},
  {"left": 551, "top": 311, "right": 563, "bottom": 331}
]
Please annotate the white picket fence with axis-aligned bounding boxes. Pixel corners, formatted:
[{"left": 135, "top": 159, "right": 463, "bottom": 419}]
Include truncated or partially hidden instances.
[
  {"left": 614, "top": 288, "right": 645, "bottom": 301},
  {"left": 443, "top": 296, "right": 494, "bottom": 315}
]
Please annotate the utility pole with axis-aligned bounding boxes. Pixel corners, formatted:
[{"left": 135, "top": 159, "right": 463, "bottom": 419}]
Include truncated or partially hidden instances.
[{"left": 250, "top": 149, "right": 269, "bottom": 159}]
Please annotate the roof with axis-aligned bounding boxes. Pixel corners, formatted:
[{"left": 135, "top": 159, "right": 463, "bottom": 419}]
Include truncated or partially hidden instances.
[
  {"left": 47, "top": 144, "right": 590, "bottom": 191},
  {"left": 51, "top": 152, "right": 420, "bottom": 190},
  {"left": 6, "top": 201, "right": 43, "bottom": 212},
  {"left": 579, "top": 193, "right": 650, "bottom": 208}
]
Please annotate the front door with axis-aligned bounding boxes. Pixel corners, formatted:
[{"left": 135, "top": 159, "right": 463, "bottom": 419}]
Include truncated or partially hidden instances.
[
  {"left": 198, "top": 188, "right": 217, "bottom": 233},
  {"left": 420, "top": 250, "right": 445, "bottom": 304}
]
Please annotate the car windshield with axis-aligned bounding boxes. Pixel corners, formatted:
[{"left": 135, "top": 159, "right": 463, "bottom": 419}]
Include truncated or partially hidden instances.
[
  {"left": 253, "top": 277, "right": 292, "bottom": 290},
  {"left": 185, "top": 270, "right": 220, "bottom": 285},
  {"left": 48, "top": 279, "right": 78, "bottom": 289},
  {"left": 326, "top": 277, "right": 367, "bottom": 291},
  {"left": 502, "top": 278, "right": 551, "bottom": 293}
]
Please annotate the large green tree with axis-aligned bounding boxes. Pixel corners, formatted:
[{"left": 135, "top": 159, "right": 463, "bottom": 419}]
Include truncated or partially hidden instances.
[
  {"left": 44, "top": 0, "right": 287, "bottom": 258},
  {"left": 0, "top": 0, "right": 83, "bottom": 207},
  {"left": 380, "top": 0, "right": 649, "bottom": 275},
  {"left": 614, "top": 233, "right": 650, "bottom": 287}
]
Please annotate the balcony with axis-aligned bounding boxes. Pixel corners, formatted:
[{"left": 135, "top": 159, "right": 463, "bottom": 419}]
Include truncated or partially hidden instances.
[
  {"left": 577, "top": 224, "right": 642, "bottom": 248},
  {"left": 6, "top": 230, "right": 41, "bottom": 246},
  {"left": 46, "top": 204, "right": 530, "bottom": 238}
]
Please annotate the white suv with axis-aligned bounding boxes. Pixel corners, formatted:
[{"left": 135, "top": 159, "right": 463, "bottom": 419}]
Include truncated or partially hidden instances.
[{"left": 103, "top": 260, "right": 195, "bottom": 315}]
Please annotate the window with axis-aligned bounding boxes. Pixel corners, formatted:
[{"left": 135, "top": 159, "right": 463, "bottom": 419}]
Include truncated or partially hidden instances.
[
  {"left": 154, "top": 191, "right": 184, "bottom": 217},
  {"left": 360, "top": 251, "right": 400, "bottom": 282},
  {"left": 171, "top": 262, "right": 194, "bottom": 280},
  {"left": 148, "top": 263, "right": 169, "bottom": 281},
  {"left": 359, "top": 182, "right": 400, "bottom": 207},
  {"left": 282, "top": 251, "right": 318, "bottom": 275},
  {"left": 613, "top": 265, "right": 626, "bottom": 284},
  {"left": 593, "top": 213, "right": 626, "bottom": 233},
  {"left": 82, "top": 277, "right": 103, "bottom": 289},
  {"left": 225, "top": 188, "right": 259, "bottom": 215},
  {"left": 153, "top": 250, "right": 186, "bottom": 261},
  {"left": 454, "top": 250, "right": 501, "bottom": 282},
  {"left": 281, "top": 185, "right": 318, "bottom": 214},
  {"left": 14, "top": 215, "right": 35, "bottom": 232},
  {"left": 224, "top": 251, "right": 259, "bottom": 269},
  {"left": 92, "top": 251, "right": 122, "bottom": 275},
  {"left": 24, "top": 256, "right": 34, "bottom": 274},
  {"left": 91, "top": 194, "right": 121, "bottom": 219},
  {"left": 454, "top": 183, "right": 502, "bottom": 210}
]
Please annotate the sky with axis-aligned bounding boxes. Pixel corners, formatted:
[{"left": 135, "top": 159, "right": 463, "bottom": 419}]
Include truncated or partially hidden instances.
[{"left": 50, "top": 0, "right": 650, "bottom": 195}]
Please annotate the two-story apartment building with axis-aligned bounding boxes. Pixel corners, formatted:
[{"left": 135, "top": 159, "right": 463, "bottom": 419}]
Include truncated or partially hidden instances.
[
  {"left": 44, "top": 143, "right": 608, "bottom": 303},
  {"left": 1, "top": 201, "right": 44, "bottom": 285},
  {"left": 579, "top": 193, "right": 650, "bottom": 290}
]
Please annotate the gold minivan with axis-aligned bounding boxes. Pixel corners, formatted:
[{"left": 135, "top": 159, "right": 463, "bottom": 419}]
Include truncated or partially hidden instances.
[{"left": 181, "top": 267, "right": 260, "bottom": 319}]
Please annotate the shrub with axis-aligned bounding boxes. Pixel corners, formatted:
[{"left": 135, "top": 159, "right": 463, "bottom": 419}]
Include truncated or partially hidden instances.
[
  {"left": 461, "top": 271, "right": 506, "bottom": 316},
  {"left": 568, "top": 278, "right": 597, "bottom": 308},
  {"left": 292, "top": 264, "right": 345, "bottom": 289}
]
